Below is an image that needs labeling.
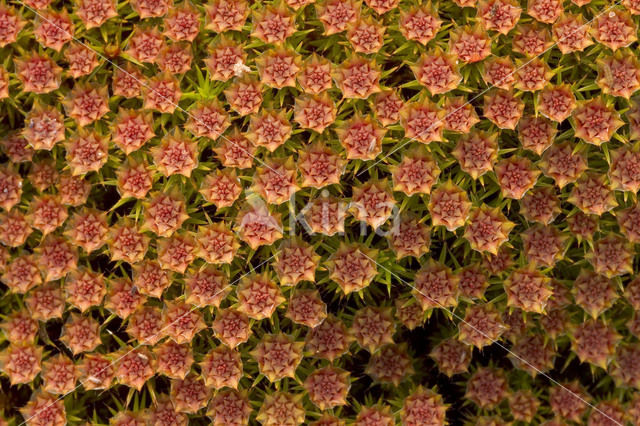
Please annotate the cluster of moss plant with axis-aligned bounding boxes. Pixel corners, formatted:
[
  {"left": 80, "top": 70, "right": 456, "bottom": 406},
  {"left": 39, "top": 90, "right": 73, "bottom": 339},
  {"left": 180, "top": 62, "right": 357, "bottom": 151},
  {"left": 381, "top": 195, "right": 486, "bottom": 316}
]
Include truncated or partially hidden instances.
[{"left": 1, "top": 0, "right": 640, "bottom": 424}]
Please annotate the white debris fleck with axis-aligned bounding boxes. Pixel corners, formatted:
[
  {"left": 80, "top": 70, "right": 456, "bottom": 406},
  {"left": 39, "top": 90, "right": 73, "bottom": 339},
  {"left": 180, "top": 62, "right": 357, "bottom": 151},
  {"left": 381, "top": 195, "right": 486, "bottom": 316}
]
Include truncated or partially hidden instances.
[{"left": 233, "top": 60, "right": 251, "bottom": 77}]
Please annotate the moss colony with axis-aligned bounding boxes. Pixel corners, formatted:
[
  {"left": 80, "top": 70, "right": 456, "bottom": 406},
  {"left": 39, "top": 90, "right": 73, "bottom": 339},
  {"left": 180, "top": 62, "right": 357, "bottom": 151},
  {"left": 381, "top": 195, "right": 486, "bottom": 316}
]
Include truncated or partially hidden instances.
[{"left": 0, "top": 0, "right": 639, "bottom": 424}]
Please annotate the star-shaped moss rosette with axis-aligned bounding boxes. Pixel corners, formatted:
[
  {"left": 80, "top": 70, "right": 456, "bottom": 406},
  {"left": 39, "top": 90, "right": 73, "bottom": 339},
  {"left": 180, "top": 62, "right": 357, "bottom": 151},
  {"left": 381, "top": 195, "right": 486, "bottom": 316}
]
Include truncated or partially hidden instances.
[
  {"left": 251, "top": 156, "right": 299, "bottom": 205},
  {"left": 349, "top": 179, "right": 395, "bottom": 229},
  {"left": 26, "top": 283, "right": 66, "bottom": 321},
  {"left": 211, "top": 308, "right": 251, "bottom": 349},
  {"left": 457, "top": 264, "right": 489, "bottom": 300},
  {"left": 443, "top": 96, "right": 480, "bottom": 133},
  {"left": 146, "top": 395, "right": 188, "bottom": 426},
  {"left": 154, "top": 340, "right": 194, "bottom": 380},
  {"left": 592, "top": 9, "right": 637, "bottom": 51},
  {"left": 430, "top": 338, "right": 472, "bottom": 377},
  {"left": 390, "top": 145, "right": 440, "bottom": 196},
  {"left": 519, "top": 186, "right": 562, "bottom": 224},
  {"left": 127, "top": 306, "right": 163, "bottom": 345},
  {"left": 553, "top": 13, "right": 593, "bottom": 54},
  {"left": 610, "top": 343, "right": 640, "bottom": 389},
  {"left": 458, "top": 304, "right": 506, "bottom": 348},
  {"left": 156, "top": 233, "right": 197, "bottom": 274},
  {"left": 201, "top": 345, "right": 243, "bottom": 389},
  {"left": 234, "top": 202, "right": 283, "bottom": 250},
  {"left": 335, "top": 113, "right": 385, "bottom": 161},
  {"left": 481, "top": 56, "right": 516, "bottom": 90},
  {"left": 256, "top": 391, "right": 306, "bottom": 425},
  {"left": 428, "top": 180, "right": 470, "bottom": 231},
  {"left": 14, "top": 52, "right": 62, "bottom": 95},
  {"left": 548, "top": 381, "right": 589, "bottom": 423},
  {"left": 170, "top": 375, "right": 211, "bottom": 413},
  {"left": 387, "top": 215, "right": 431, "bottom": 259},
  {"left": 304, "top": 366, "right": 350, "bottom": 410},
  {"left": 597, "top": 49, "right": 640, "bottom": 99},
  {"left": 412, "top": 259, "right": 459, "bottom": 311},
  {"left": 449, "top": 24, "right": 492, "bottom": 63},
  {"left": 411, "top": 48, "right": 461, "bottom": 96},
  {"left": 568, "top": 173, "right": 617, "bottom": 216},
  {"left": 465, "top": 367, "right": 509, "bottom": 410},
  {"left": 483, "top": 89, "right": 524, "bottom": 130},
  {"left": 2, "top": 254, "right": 40, "bottom": 294},
  {"left": 184, "top": 264, "right": 229, "bottom": 307},
  {"left": 477, "top": 0, "right": 521, "bottom": 34},
  {"left": 509, "top": 390, "right": 540, "bottom": 423},
  {"left": 504, "top": 266, "right": 553, "bottom": 314},
  {"left": 400, "top": 97, "right": 445, "bottom": 144},
  {"left": 0, "top": 343, "right": 43, "bottom": 385},
  {"left": 141, "top": 190, "right": 189, "bottom": 238},
  {"left": 400, "top": 386, "right": 448, "bottom": 425},
  {"left": 114, "top": 348, "right": 155, "bottom": 391},
  {"left": 41, "top": 354, "right": 77, "bottom": 395},
  {"left": 573, "top": 270, "right": 618, "bottom": 319},
  {"left": 326, "top": 242, "right": 378, "bottom": 294},
  {"left": 64, "top": 208, "right": 108, "bottom": 254},
  {"left": 570, "top": 319, "right": 621, "bottom": 369},
  {"left": 572, "top": 98, "right": 624, "bottom": 146},
  {"left": 236, "top": 272, "right": 285, "bottom": 320},
  {"left": 20, "top": 392, "right": 66, "bottom": 426},
  {"left": 0, "top": 166, "right": 22, "bottom": 211},
  {"left": 23, "top": 101, "right": 64, "bottom": 151},
  {"left": 372, "top": 90, "right": 404, "bottom": 126},
  {"left": 78, "top": 354, "right": 114, "bottom": 391},
  {"left": 245, "top": 109, "right": 291, "bottom": 152},
  {"left": 59, "top": 313, "right": 101, "bottom": 355},
  {"left": 151, "top": 130, "right": 199, "bottom": 178},
  {"left": 521, "top": 224, "right": 568, "bottom": 267},
  {"left": 394, "top": 296, "right": 425, "bottom": 329},
  {"left": 195, "top": 222, "right": 239, "bottom": 265},
  {"left": 298, "top": 142, "right": 345, "bottom": 188},
  {"left": 354, "top": 405, "right": 394, "bottom": 426},
  {"left": 351, "top": 306, "right": 395, "bottom": 352},
  {"left": 1, "top": 310, "right": 38, "bottom": 343},
  {"left": 162, "top": 301, "right": 207, "bottom": 344},
  {"left": 285, "top": 288, "right": 327, "bottom": 327},
  {"left": 464, "top": 205, "right": 515, "bottom": 255},
  {"left": 366, "top": 343, "right": 414, "bottom": 385},
  {"left": 68, "top": 163, "right": 102, "bottom": 197},
  {"left": 305, "top": 315, "right": 353, "bottom": 362},
  {"left": 587, "top": 234, "right": 634, "bottom": 278},
  {"left": 0, "top": 4, "right": 23, "bottom": 48},
  {"left": 452, "top": 130, "right": 498, "bottom": 180},
  {"left": 609, "top": 143, "right": 640, "bottom": 193},
  {"left": 250, "top": 333, "right": 304, "bottom": 382},
  {"left": 64, "top": 268, "right": 106, "bottom": 312},
  {"left": 494, "top": 156, "right": 540, "bottom": 199}
]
